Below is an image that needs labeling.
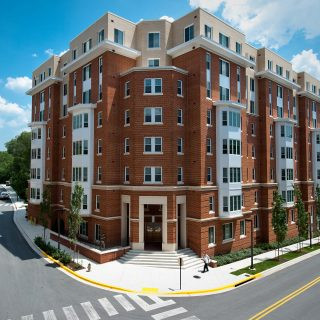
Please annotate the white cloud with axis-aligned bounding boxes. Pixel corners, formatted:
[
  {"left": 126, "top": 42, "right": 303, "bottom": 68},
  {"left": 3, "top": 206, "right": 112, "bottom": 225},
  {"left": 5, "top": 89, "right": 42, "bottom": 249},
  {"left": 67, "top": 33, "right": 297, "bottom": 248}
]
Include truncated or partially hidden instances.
[
  {"left": 58, "top": 49, "right": 69, "bottom": 57},
  {"left": 160, "top": 15, "right": 175, "bottom": 23},
  {"left": 5, "top": 76, "right": 32, "bottom": 92},
  {"left": 45, "top": 48, "right": 54, "bottom": 56},
  {"left": 189, "top": 0, "right": 320, "bottom": 49},
  {"left": 32, "top": 53, "right": 38, "bottom": 58},
  {"left": 0, "top": 96, "right": 30, "bottom": 129},
  {"left": 291, "top": 49, "right": 320, "bottom": 80}
]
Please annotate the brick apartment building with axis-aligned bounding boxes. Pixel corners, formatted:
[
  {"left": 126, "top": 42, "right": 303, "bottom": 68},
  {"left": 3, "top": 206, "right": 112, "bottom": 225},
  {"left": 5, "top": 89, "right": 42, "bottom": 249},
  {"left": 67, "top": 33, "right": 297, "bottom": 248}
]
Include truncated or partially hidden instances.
[{"left": 27, "top": 8, "right": 320, "bottom": 258}]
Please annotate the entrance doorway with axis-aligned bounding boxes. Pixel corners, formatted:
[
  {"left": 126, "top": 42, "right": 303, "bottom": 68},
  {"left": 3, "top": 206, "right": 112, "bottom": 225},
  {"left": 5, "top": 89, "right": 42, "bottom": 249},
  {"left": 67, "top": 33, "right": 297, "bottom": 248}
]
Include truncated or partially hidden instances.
[{"left": 144, "top": 204, "right": 162, "bottom": 250}]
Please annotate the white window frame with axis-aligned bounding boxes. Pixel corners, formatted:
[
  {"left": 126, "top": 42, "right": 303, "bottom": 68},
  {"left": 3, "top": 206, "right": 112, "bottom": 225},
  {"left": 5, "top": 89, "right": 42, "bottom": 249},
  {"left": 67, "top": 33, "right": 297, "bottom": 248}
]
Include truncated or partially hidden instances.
[
  {"left": 148, "top": 32, "right": 160, "bottom": 49},
  {"left": 144, "top": 137, "right": 163, "bottom": 154},
  {"left": 144, "top": 78, "right": 163, "bottom": 95},
  {"left": 144, "top": 167, "right": 162, "bottom": 184},
  {"left": 144, "top": 107, "right": 162, "bottom": 124}
]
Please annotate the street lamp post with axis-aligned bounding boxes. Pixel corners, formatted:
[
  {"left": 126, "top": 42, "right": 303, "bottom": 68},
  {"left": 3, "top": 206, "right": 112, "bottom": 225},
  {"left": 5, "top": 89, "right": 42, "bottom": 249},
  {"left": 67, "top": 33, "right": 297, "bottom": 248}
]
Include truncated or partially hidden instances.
[
  {"left": 310, "top": 211, "right": 313, "bottom": 248},
  {"left": 245, "top": 218, "right": 254, "bottom": 270}
]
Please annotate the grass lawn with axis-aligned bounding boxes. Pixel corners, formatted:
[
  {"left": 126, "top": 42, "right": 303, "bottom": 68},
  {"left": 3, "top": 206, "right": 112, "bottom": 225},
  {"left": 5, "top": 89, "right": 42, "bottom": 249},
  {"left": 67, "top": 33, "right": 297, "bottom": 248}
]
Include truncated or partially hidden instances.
[{"left": 231, "top": 243, "right": 320, "bottom": 275}]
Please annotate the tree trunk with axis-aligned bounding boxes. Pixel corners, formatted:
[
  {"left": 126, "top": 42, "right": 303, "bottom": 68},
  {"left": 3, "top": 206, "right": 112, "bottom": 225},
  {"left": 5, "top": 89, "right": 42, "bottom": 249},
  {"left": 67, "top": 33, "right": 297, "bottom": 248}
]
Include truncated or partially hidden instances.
[{"left": 277, "top": 242, "right": 280, "bottom": 260}]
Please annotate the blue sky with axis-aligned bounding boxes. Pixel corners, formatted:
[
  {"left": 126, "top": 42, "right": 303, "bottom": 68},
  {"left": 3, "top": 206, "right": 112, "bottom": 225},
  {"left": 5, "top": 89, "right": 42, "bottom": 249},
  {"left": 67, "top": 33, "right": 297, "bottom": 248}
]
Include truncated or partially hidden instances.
[{"left": 0, "top": 0, "right": 319, "bottom": 150}]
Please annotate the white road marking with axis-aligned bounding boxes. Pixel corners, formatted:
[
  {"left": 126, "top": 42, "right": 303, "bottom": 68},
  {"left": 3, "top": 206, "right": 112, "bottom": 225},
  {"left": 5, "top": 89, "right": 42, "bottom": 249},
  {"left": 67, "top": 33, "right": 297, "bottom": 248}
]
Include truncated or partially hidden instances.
[
  {"left": 43, "top": 310, "right": 57, "bottom": 320},
  {"left": 81, "top": 302, "right": 100, "bottom": 320},
  {"left": 128, "top": 295, "right": 175, "bottom": 312},
  {"left": 21, "top": 316, "right": 33, "bottom": 320},
  {"left": 181, "top": 316, "right": 200, "bottom": 320},
  {"left": 114, "top": 294, "right": 135, "bottom": 311},
  {"left": 62, "top": 306, "right": 79, "bottom": 320},
  {"left": 152, "top": 307, "right": 188, "bottom": 320},
  {"left": 98, "top": 297, "right": 119, "bottom": 316}
]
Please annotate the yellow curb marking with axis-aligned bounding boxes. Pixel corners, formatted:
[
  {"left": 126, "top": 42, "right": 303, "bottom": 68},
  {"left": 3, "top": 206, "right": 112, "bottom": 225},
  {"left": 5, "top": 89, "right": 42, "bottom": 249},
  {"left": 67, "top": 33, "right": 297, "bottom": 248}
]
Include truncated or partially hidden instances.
[
  {"left": 142, "top": 288, "right": 159, "bottom": 293},
  {"left": 249, "top": 276, "right": 320, "bottom": 320},
  {"left": 39, "top": 249, "right": 262, "bottom": 296}
]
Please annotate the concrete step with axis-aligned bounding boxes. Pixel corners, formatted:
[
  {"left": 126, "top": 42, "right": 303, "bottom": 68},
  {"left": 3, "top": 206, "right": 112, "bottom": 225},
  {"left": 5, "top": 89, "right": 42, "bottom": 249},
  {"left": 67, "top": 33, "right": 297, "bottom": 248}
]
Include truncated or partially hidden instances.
[{"left": 119, "top": 248, "right": 202, "bottom": 269}]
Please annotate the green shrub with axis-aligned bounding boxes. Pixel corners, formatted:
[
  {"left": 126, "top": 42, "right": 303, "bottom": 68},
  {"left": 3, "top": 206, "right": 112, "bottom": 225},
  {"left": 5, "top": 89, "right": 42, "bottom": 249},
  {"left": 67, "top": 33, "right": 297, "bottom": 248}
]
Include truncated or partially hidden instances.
[{"left": 34, "top": 236, "right": 72, "bottom": 266}]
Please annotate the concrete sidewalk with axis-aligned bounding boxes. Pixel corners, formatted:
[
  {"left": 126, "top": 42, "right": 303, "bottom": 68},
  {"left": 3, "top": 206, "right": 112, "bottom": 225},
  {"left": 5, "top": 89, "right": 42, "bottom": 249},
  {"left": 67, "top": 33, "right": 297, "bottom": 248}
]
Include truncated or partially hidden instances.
[{"left": 13, "top": 205, "right": 320, "bottom": 294}]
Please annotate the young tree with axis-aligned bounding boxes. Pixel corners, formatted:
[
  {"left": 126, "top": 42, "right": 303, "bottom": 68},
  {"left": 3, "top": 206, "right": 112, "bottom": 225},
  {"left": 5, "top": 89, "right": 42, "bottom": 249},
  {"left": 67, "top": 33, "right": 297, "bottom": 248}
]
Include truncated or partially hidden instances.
[
  {"left": 272, "top": 190, "right": 288, "bottom": 259},
  {"left": 38, "top": 188, "right": 52, "bottom": 240},
  {"left": 315, "top": 185, "right": 320, "bottom": 241},
  {"left": 68, "top": 183, "right": 84, "bottom": 259},
  {"left": 294, "top": 186, "right": 308, "bottom": 250}
]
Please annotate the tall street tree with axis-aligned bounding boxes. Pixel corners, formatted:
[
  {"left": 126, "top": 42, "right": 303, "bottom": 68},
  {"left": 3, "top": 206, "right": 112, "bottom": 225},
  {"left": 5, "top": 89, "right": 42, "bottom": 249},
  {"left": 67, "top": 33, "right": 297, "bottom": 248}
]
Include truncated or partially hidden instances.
[
  {"left": 0, "top": 151, "right": 13, "bottom": 183},
  {"left": 294, "top": 186, "right": 308, "bottom": 250},
  {"left": 39, "top": 188, "right": 52, "bottom": 240},
  {"left": 272, "top": 190, "right": 288, "bottom": 259},
  {"left": 5, "top": 131, "right": 31, "bottom": 200},
  {"left": 68, "top": 183, "right": 84, "bottom": 259}
]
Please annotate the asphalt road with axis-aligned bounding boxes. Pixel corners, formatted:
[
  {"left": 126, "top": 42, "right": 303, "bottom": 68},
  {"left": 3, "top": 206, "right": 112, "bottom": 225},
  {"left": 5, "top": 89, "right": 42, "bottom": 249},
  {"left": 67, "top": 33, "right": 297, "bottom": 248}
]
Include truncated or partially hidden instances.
[{"left": 1, "top": 200, "right": 320, "bottom": 320}]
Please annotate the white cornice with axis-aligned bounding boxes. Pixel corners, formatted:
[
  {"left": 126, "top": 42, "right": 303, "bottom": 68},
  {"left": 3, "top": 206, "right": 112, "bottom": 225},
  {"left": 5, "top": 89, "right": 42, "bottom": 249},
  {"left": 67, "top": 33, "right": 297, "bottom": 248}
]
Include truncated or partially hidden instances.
[
  {"left": 167, "top": 35, "right": 255, "bottom": 68},
  {"left": 61, "top": 40, "right": 141, "bottom": 74},
  {"left": 256, "top": 70, "right": 301, "bottom": 91},
  {"left": 26, "top": 76, "right": 62, "bottom": 96},
  {"left": 274, "top": 117, "right": 297, "bottom": 125},
  {"left": 68, "top": 103, "right": 97, "bottom": 114},
  {"left": 120, "top": 66, "right": 188, "bottom": 77},
  {"left": 297, "top": 90, "right": 320, "bottom": 103},
  {"left": 213, "top": 100, "right": 246, "bottom": 110},
  {"left": 28, "top": 121, "right": 47, "bottom": 127}
]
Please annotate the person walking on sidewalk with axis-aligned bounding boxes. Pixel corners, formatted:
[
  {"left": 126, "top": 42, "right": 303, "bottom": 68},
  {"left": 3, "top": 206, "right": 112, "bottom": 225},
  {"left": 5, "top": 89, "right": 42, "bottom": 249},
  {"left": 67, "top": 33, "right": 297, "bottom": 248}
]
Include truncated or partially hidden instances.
[{"left": 202, "top": 253, "right": 210, "bottom": 273}]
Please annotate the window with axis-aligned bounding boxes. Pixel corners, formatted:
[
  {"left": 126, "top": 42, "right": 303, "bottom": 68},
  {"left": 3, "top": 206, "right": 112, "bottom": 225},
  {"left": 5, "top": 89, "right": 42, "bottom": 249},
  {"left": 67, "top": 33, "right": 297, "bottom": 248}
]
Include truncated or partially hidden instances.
[
  {"left": 82, "top": 39, "right": 92, "bottom": 53},
  {"left": 250, "top": 78, "right": 255, "bottom": 92},
  {"left": 250, "top": 100, "right": 256, "bottom": 114},
  {"left": 291, "top": 210, "right": 295, "bottom": 223},
  {"left": 207, "top": 109, "right": 212, "bottom": 126},
  {"left": 72, "top": 167, "right": 82, "bottom": 182},
  {"left": 99, "top": 56, "right": 103, "bottom": 74},
  {"left": 236, "top": 42, "right": 242, "bottom": 54},
  {"left": 223, "top": 197, "right": 228, "bottom": 212},
  {"left": 83, "top": 65, "right": 91, "bottom": 81},
  {"left": 177, "top": 80, "right": 183, "bottom": 96},
  {"left": 177, "top": 138, "right": 183, "bottom": 154},
  {"left": 223, "top": 223, "right": 233, "bottom": 240},
  {"left": 223, "top": 168, "right": 228, "bottom": 183},
  {"left": 98, "top": 29, "right": 104, "bottom": 43},
  {"left": 240, "top": 220, "right": 246, "bottom": 236},
  {"left": 220, "top": 87, "right": 230, "bottom": 100},
  {"left": 62, "top": 146, "right": 66, "bottom": 158},
  {"left": 251, "top": 123, "right": 256, "bottom": 135},
  {"left": 82, "top": 89, "right": 91, "bottom": 104},
  {"left": 207, "top": 167, "right": 212, "bottom": 183},
  {"left": 124, "top": 81, "right": 130, "bottom": 97},
  {"left": 184, "top": 25, "right": 194, "bottom": 42},
  {"left": 219, "top": 60, "right": 230, "bottom": 77},
  {"left": 252, "top": 145, "right": 256, "bottom": 158},
  {"left": 254, "top": 191, "right": 258, "bottom": 204},
  {"left": 219, "top": 33, "right": 229, "bottom": 48},
  {"left": 97, "top": 111, "right": 102, "bottom": 127},
  {"left": 83, "top": 167, "right": 88, "bottom": 182},
  {"left": 276, "top": 64, "right": 283, "bottom": 76},
  {"left": 114, "top": 29, "right": 124, "bottom": 45},
  {"left": 317, "top": 134, "right": 320, "bottom": 144},
  {"left": 222, "top": 139, "right": 228, "bottom": 154},
  {"left": 287, "top": 169, "right": 293, "bottom": 181},
  {"left": 124, "top": 138, "right": 130, "bottom": 154},
  {"left": 222, "top": 111, "right": 228, "bottom": 126},
  {"left": 72, "top": 49, "right": 77, "bottom": 60},
  {"left": 204, "top": 25, "right": 212, "bottom": 39},
  {"left": 83, "top": 140, "right": 88, "bottom": 155},
  {"left": 148, "top": 32, "right": 160, "bottom": 48},
  {"left": 230, "top": 195, "right": 241, "bottom": 211},
  {"left": 237, "top": 67, "right": 241, "bottom": 102},
  {"left": 144, "top": 167, "right": 162, "bottom": 183},
  {"left": 229, "top": 139, "right": 241, "bottom": 155},
  {"left": 144, "top": 107, "right": 162, "bottom": 124},
  {"left": 286, "top": 70, "right": 290, "bottom": 80},
  {"left": 228, "top": 111, "right": 240, "bottom": 127},
  {"left": 287, "top": 190, "right": 294, "bottom": 202},
  {"left": 144, "top": 137, "right": 162, "bottom": 153},
  {"left": 144, "top": 78, "right": 162, "bottom": 94},
  {"left": 230, "top": 167, "right": 241, "bottom": 182},
  {"left": 148, "top": 59, "right": 160, "bottom": 67},
  {"left": 206, "top": 52, "right": 212, "bottom": 98},
  {"left": 79, "top": 221, "right": 88, "bottom": 236},
  {"left": 97, "top": 166, "right": 102, "bottom": 182},
  {"left": 63, "top": 83, "right": 68, "bottom": 96},
  {"left": 252, "top": 168, "right": 256, "bottom": 181},
  {"left": 206, "top": 138, "right": 212, "bottom": 154},
  {"left": 125, "top": 110, "right": 130, "bottom": 125},
  {"left": 177, "top": 167, "right": 183, "bottom": 183},
  {"left": 267, "top": 60, "right": 273, "bottom": 71},
  {"left": 178, "top": 109, "right": 183, "bottom": 125},
  {"left": 96, "top": 195, "right": 100, "bottom": 211},
  {"left": 281, "top": 147, "right": 285, "bottom": 159},
  {"left": 208, "top": 226, "right": 215, "bottom": 245},
  {"left": 209, "top": 196, "right": 214, "bottom": 212},
  {"left": 97, "top": 139, "right": 102, "bottom": 155},
  {"left": 317, "top": 152, "right": 320, "bottom": 162},
  {"left": 95, "top": 224, "right": 101, "bottom": 241},
  {"left": 254, "top": 214, "right": 259, "bottom": 229},
  {"left": 124, "top": 167, "right": 129, "bottom": 182}
]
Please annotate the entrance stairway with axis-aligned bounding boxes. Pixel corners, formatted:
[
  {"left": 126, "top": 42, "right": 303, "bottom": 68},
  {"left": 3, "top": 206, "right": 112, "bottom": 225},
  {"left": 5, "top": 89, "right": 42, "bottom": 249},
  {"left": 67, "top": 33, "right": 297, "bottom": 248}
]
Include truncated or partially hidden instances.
[{"left": 119, "top": 248, "right": 204, "bottom": 269}]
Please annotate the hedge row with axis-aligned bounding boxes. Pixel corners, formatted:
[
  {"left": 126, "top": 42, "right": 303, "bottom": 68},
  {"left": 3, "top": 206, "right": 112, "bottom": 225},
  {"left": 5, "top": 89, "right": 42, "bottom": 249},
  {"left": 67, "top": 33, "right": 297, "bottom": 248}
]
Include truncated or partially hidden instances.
[
  {"left": 34, "top": 236, "right": 72, "bottom": 265},
  {"left": 214, "top": 236, "right": 307, "bottom": 266}
]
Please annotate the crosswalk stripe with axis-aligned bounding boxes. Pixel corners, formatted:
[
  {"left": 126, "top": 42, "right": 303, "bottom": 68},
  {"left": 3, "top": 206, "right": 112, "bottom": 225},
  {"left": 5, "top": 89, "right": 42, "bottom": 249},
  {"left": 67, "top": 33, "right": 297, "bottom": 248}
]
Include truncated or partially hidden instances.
[
  {"left": 62, "top": 306, "right": 79, "bottom": 320},
  {"left": 181, "top": 316, "right": 200, "bottom": 320},
  {"left": 152, "top": 307, "right": 188, "bottom": 320},
  {"left": 98, "top": 298, "right": 119, "bottom": 316},
  {"left": 81, "top": 302, "right": 100, "bottom": 320},
  {"left": 21, "top": 316, "right": 33, "bottom": 320},
  {"left": 43, "top": 310, "right": 57, "bottom": 320},
  {"left": 114, "top": 294, "right": 135, "bottom": 311},
  {"left": 128, "top": 295, "right": 175, "bottom": 312}
]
